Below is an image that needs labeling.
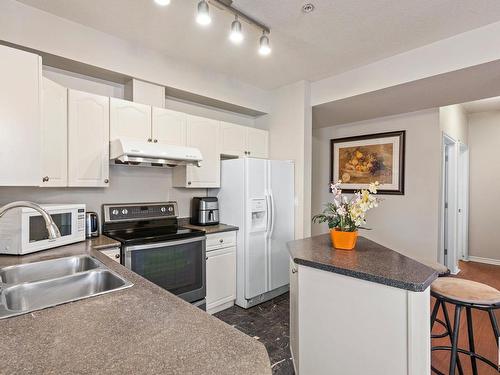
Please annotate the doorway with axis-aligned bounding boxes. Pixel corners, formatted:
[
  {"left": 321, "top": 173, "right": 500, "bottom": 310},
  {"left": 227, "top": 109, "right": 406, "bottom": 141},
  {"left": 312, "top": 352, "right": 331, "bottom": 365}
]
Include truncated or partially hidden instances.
[{"left": 440, "top": 134, "right": 469, "bottom": 274}]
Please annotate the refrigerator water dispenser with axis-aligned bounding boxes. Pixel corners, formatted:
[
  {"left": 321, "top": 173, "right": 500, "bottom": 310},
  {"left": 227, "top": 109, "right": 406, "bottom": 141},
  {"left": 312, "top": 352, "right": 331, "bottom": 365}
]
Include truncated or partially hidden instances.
[{"left": 250, "top": 198, "right": 267, "bottom": 232}]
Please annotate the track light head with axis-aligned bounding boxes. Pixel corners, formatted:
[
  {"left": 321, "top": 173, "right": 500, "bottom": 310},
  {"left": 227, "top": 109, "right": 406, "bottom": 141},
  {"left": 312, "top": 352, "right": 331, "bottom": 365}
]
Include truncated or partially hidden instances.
[
  {"left": 229, "top": 17, "right": 244, "bottom": 44},
  {"left": 259, "top": 31, "right": 271, "bottom": 56},
  {"left": 154, "top": 0, "right": 171, "bottom": 5},
  {"left": 196, "top": 0, "right": 211, "bottom": 26}
]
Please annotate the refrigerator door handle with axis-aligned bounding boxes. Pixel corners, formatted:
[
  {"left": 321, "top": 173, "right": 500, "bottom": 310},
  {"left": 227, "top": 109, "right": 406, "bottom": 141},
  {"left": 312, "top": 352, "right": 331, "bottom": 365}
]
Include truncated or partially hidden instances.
[
  {"left": 269, "top": 192, "right": 276, "bottom": 238},
  {"left": 265, "top": 193, "right": 271, "bottom": 233}
]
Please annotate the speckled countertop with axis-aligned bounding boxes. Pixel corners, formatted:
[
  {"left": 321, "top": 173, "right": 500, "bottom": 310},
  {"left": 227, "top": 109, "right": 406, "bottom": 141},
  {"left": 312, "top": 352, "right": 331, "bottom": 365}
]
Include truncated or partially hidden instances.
[
  {"left": 179, "top": 220, "right": 239, "bottom": 234},
  {"left": 288, "top": 234, "right": 438, "bottom": 292},
  {"left": 0, "top": 236, "right": 270, "bottom": 375}
]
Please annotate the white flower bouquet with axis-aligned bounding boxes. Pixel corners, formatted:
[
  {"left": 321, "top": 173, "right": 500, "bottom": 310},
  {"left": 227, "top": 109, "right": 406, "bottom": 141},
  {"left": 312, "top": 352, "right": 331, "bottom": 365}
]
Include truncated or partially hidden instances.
[{"left": 312, "top": 181, "right": 380, "bottom": 232}]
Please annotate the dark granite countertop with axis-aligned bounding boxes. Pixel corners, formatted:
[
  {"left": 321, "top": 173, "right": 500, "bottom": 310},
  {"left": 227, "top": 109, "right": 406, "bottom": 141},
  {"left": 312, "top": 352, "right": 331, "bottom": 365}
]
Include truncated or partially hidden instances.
[
  {"left": 180, "top": 220, "right": 239, "bottom": 234},
  {"left": 288, "top": 234, "right": 438, "bottom": 292},
  {"left": 0, "top": 236, "right": 270, "bottom": 375}
]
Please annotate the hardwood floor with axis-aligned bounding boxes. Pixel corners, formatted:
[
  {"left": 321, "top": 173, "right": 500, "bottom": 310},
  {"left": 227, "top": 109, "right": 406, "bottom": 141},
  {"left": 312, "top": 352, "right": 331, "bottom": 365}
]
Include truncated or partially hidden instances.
[{"left": 431, "top": 260, "right": 500, "bottom": 375}]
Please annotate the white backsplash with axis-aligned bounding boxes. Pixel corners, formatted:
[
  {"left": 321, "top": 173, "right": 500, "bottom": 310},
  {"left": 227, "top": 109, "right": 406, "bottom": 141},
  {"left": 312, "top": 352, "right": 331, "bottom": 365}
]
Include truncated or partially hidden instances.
[{"left": 0, "top": 165, "right": 206, "bottom": 219}]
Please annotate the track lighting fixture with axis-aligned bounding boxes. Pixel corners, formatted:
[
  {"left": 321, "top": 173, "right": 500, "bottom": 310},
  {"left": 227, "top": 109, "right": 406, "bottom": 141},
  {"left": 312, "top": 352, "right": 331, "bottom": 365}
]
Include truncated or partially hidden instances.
[
  {"left": 229, "top": 16, "right": 244, "bottom": 44},
  {"left": 258, "top": 31, "right": 271, "bottom": 56},
  {"left": 196, "top": 0, "right": 211, "bottom": 26},
  {"left": 154, "top": 0, "right": 170, "bottom": 6}
]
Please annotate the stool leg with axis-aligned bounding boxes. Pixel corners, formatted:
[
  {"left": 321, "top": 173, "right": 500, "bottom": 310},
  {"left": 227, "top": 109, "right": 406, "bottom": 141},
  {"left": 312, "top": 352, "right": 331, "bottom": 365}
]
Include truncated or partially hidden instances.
[
  {"left": 431, "top": 298, "right": 441, "bottom": 331},
  {"left": 449, "top": 305, "right": 462, "bottom": 375},
  {"left": 442, "top": 303, "right": 464, "bottom": 375},
  {"left": 488, "top": 309, "right": 499, "bottom": 347},
  {"left": 465, "top": 307, "right": 478, "bottom": 375}
]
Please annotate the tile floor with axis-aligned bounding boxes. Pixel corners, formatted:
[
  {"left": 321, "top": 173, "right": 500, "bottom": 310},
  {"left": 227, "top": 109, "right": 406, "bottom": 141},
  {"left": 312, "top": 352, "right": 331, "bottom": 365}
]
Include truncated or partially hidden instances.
[{"left": 215, "top": 293, "right": 294, "bottom": 375}]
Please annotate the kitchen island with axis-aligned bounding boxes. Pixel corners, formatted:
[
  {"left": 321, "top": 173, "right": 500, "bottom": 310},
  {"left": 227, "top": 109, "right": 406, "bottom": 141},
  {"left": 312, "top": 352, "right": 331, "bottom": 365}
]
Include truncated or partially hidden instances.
[
  {"left": 0, "top": 237, "right": 271, "bottom": 375},
  {"left": 288, "top": 234, "right": 438, "bottom": 375}
]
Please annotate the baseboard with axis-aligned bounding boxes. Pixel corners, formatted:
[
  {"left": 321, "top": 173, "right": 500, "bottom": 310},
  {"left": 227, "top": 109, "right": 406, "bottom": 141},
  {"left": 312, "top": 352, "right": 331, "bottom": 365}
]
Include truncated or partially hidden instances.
[{"left": 467, "top": 256, "right": 500, "bottom": 266}]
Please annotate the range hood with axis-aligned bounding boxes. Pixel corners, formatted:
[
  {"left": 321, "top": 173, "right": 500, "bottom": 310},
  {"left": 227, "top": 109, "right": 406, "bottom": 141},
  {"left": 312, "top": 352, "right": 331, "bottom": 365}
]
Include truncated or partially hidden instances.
[{"left": 110, "top": 139, "right": 202, "bottom": 167}]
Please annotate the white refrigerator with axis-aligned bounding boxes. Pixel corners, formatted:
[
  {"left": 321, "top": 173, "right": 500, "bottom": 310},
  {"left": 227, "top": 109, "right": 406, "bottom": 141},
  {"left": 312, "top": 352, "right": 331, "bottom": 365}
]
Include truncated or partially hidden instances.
[{"left": 215, "top": 158, "right": 294, "bottom": 308}]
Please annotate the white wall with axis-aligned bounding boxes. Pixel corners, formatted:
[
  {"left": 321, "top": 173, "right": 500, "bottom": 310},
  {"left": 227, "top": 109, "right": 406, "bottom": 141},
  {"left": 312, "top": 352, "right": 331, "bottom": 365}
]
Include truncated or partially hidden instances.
[
  {"left": 0, "top": 166, "right": 206, "bottom": 219},
  {"left": 312, "top": 109, "right": 442, "bottom": 262},
  {"left": 0, "top": 0, "right": 270, "bottom": 113},
  {"left": 468, "top": 111, "right": 500, "bottom": 261},
  {"left": 260, "top": 81, "right": 312, "bottom": 239},
  {"left": 440, "top": 104, "right": 468, "bottom": 144}
]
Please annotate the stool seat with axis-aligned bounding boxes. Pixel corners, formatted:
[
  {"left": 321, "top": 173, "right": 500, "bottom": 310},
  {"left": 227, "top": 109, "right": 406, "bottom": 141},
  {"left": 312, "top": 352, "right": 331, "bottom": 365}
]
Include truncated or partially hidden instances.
[
  {"left": 419, "top": 260, "right": 449, "bottom": 276},
  {"left": 431, "top": 277, "right": 500, "bottom": 305}
]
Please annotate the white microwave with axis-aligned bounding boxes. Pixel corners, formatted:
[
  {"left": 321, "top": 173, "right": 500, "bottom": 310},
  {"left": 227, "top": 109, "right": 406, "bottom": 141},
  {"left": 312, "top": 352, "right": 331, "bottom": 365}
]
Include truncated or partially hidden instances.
[{"left": 0, "top": 204, "right": 86, "bottom": 255}]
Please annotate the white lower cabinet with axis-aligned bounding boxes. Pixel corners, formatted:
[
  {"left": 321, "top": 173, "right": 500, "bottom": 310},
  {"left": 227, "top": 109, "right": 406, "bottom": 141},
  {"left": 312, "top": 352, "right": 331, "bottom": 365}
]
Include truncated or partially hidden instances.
[
  {"left": 68, "top": 89, "right": 110, "bottom": 187},
  {"left": 206, "top": 232, "right": 237, "bottom": 314},
  {"left": 40, "top": 77, "right": 68, "bottom": 187}
]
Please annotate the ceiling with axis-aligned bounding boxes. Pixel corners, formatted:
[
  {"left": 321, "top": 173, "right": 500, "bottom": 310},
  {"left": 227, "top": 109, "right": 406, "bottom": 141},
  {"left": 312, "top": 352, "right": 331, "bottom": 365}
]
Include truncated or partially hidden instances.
[
  {"left": 17, "top": 0, "right": 500, "bottom": 90},
  {"left": 462, "top": 96, "right": 500, "bottom": 113}
]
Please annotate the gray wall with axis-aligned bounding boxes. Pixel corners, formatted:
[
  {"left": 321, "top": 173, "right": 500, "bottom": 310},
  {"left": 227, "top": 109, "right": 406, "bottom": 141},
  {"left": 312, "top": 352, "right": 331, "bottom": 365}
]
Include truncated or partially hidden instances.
[
  {"left": 0, "top": 166, "right": 206, "bottom": 220},
  {"left": 468, "top": 111, "right": 500, "bottom": 261},
  {"left": 312, "top": 109, "right": 442, "bottom": 262}
]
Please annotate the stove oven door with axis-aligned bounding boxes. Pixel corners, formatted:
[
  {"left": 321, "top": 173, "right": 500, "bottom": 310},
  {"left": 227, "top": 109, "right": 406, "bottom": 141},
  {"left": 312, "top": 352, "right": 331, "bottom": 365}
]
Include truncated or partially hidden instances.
[{"left": 124, "top": 237, "right": 206, "bottom": 303}]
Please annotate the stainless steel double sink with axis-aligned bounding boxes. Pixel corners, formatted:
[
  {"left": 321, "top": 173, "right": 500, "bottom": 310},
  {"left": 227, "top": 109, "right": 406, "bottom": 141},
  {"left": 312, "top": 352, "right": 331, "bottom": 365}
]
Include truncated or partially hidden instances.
[{"left": 0, "top": 255, "right": 133, "bottom": 319}]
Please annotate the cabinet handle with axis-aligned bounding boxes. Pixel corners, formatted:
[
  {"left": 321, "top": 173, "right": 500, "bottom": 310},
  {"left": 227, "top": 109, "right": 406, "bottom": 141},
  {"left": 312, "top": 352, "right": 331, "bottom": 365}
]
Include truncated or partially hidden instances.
[
  {"left": 153, "top": 139, "right": 158, "bottom": 143},
  {"left": 291, "top": 267, "right": 298, "bottom": 274},
  {"left": 188, "top": 181, "right": 192, "bottom": 185},
  {"left": 147, "top": 138, "right": 152, "bottom": 142},
  {"left": 104, "top": 179, "right": 109, "bottom": 184},
  {"left": 114, "top": 254, "right": 120, "bottom": 259},
  {"left": 248, "top": 151, "right": 251, "bottom": 155},
  {"left": 205, "top": 256, "right": 208, "bottom": 260},
  {"left": 42, "top": 176, "right": 49, "bottom": 182},
  {"left": 219, "top": 239, "right": 224, "bottom": 243}
]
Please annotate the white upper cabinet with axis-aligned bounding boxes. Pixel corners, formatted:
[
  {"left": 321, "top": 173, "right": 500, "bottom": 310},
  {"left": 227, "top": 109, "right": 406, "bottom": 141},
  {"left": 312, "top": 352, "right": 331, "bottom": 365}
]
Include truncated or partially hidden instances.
[
  {"left": 152, "top": 107, "right": 187, "bottom": 146},
  {"left": 173, "top": 115, "right": 220, "bottom": 188},
  {"left": 246, "top": 127, "right": 269, "bottom": 158},
  {"left": 218, "top": 122, "right": 269, "bottom": 159},
  {"left": 68, "top": 89, "right": 110, "bottom": 187},
  {"left": 0, "top": 45, "right": 41, "bottom": 186},
  {"left": 40, "top": 77, "right": 68, "bottom": 187},
  {"left": 110, "top": 97, "right": 151, "bottom": 142},
  {"left": 220, "top": 122, "right": 247, "bottom": 157}
]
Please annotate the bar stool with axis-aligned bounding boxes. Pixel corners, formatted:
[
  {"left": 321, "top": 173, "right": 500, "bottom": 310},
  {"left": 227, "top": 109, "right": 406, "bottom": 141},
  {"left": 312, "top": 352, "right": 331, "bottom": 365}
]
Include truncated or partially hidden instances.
[{"left": 430, "top": 277, "right": 500, "bottom": 375}]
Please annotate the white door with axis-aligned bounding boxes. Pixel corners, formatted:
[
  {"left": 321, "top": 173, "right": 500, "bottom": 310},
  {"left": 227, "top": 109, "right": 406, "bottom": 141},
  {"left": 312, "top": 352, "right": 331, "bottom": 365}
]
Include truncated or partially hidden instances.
[
  {"left": 220, "top": 122, "right": 246, "bottom": 157},
  {"left": 245, "top": 158, "right": 269, "bottom": 299},
  {"left": 0, "top": 45, "right": 41, "bottom": 186},
  {"left": 151, "top": 107, "right": 186, "bottom": 146},
  {"left": 68, "top": 89, "right": 110, "bottom": 187},
  {"left": 246, "top": 128, "right": 269, "bottom": 159},
  {"left": 185, "top": 115, "right": 220, "bottom": 188},
  {"left": 206, "top": 247, "right": 236, "bottom": 309},
  {"left": 268, "top": 160, "right": 295, "bottom": 290},
  {"left": 109, "top": 97, "right": 151, "bottom": 142},
  {"left": 40, "top": 77, "right": 68, "bottom": 187}
]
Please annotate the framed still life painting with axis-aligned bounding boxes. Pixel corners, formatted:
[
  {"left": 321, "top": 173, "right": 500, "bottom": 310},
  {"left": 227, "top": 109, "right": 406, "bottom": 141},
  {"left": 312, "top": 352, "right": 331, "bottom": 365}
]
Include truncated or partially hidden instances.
[{"left": 330, "top": 131, "right": 405, "bottom": 195}]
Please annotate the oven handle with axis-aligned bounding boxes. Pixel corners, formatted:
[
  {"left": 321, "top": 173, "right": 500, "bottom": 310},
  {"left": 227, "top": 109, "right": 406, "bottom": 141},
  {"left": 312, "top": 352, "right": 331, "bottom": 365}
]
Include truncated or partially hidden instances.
[{"left": 125, "top": 236, "right": 206, "bottom": 252}]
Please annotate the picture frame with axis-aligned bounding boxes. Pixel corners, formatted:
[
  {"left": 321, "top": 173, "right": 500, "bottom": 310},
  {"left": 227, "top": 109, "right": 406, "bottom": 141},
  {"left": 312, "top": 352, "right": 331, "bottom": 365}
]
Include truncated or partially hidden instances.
[{"left": 330, "top": 130, "right": 405, "bottom": 195}]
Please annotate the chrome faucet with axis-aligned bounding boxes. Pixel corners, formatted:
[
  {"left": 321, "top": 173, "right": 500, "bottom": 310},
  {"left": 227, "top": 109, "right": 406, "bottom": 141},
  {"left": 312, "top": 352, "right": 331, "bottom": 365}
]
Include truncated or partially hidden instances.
[{"left": 0, "top": 201, "right": 61, "bottom": 239}]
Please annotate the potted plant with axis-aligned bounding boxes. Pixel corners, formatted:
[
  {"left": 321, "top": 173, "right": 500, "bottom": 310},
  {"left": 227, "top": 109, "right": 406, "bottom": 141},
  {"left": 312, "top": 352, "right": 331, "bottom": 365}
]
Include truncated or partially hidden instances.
[{"left": 312, "top": 181, "right": 380, "bottom": 250}]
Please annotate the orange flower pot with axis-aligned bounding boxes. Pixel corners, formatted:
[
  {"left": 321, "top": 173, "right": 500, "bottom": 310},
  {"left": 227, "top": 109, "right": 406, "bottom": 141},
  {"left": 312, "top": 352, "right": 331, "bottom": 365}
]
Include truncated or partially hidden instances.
[{"left": 330, "top": 229, "right": 358, "bottom": 250}]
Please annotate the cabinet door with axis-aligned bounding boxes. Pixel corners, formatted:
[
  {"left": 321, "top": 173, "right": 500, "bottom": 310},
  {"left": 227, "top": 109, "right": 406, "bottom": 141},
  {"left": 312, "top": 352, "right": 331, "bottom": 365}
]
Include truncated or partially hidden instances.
[
  {"left": 246, "top": 128, "right": 269, "bottom": 159},
  {"left": 206, "top": 247, "right": 236, "bottom": 310},
  {"left": 109, "top": 97, "right": 151, "bottom": 141},
  {"left": 68, "top": 90, "right": 110, "bottom": 187},
  {"left": 40, "top": 77, "right": 68, "bottom": 187},
  {"left": 185, "top": 115, "right": 220, "bottom": 188},
  {"left": 152, "top": 107, "right": 186, "bottom": 146},
  {"left": 290, "top": 259, "right": 299, "bottom": 370},
  {"left": 0, "top": 45, "right": 41, "bottom": 186},
  {"left": 220, "top": 122, "right": 246, "bottom": 157}
]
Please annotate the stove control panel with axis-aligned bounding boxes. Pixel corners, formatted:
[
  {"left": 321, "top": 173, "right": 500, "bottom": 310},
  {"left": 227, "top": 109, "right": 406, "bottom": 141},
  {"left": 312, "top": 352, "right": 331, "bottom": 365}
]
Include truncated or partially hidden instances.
[{"left": 103, "top": 202, "right": 178, "bottom": 222}]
